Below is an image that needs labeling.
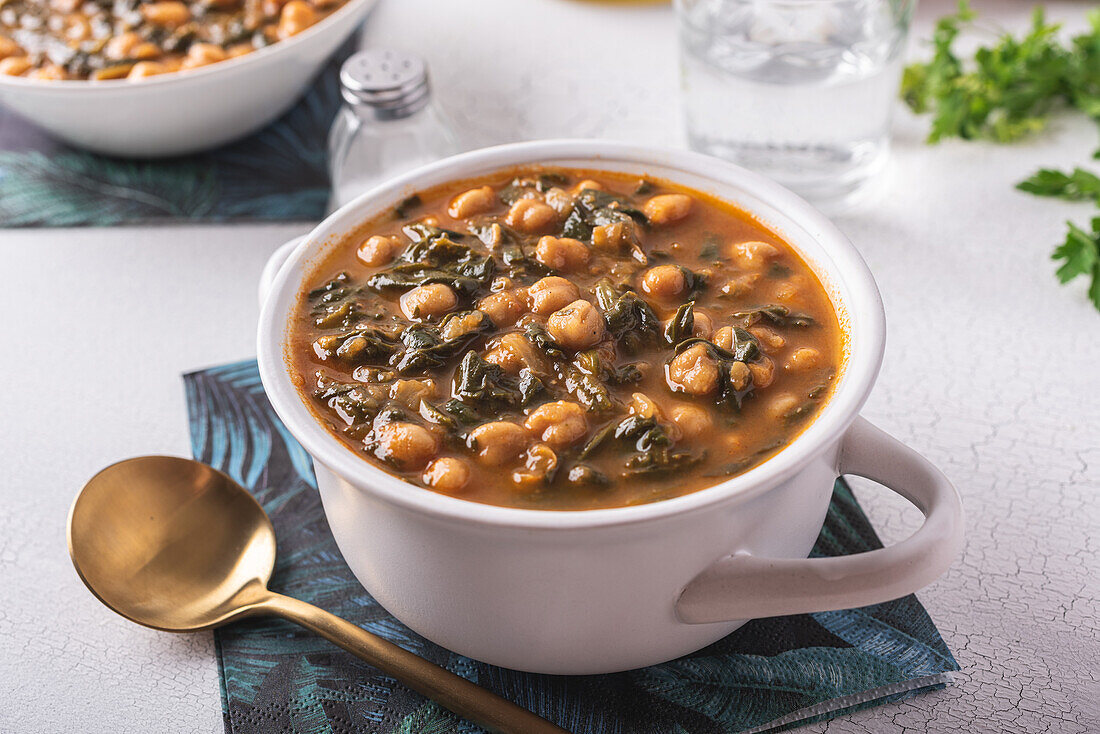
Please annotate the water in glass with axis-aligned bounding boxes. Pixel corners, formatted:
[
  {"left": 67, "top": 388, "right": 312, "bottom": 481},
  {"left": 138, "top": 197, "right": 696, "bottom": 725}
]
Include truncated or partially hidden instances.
[{"left": 677, "top": 0, "right": 914, "bottom": 208}]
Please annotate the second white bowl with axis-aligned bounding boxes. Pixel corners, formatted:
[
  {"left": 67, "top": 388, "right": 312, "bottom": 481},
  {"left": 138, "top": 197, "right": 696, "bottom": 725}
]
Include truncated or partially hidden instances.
[{"left": 0, "top": 0, "right": 375, "bottom": 157}]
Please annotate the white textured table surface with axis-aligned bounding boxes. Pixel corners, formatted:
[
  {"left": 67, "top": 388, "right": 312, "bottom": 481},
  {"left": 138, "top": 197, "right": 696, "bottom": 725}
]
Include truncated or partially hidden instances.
[{"left": 1, "top": 0, "right": 1098, "bottom": 732}]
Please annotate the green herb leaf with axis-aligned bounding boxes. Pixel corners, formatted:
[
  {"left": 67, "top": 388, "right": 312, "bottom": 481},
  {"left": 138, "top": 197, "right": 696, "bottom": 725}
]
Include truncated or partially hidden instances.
[
  {"left": 1051, "top": 219, "right": 1100, "bottom": 311},
  {"left": 1016, "top": 167, "right": 1100, "bottom": 202}
]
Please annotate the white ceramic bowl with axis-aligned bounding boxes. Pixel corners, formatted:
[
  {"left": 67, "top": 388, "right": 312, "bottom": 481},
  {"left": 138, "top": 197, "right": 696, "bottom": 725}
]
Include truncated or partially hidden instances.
[
  {"left": 257, "top": 140, "right": 964, "bottom": 675},
  {"left": 0, "top": 0, "right": 375, "bottom": 157}
]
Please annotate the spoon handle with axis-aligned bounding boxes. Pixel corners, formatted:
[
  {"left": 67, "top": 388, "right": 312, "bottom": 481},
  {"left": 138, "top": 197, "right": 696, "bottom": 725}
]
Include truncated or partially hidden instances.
[{"left": 259, "top": 592, "right": 571, "bottom": 734}]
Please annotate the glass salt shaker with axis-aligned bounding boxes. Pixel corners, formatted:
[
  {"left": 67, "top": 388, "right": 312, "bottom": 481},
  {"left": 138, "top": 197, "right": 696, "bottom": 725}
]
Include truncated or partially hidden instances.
[{"left": 327, "top": 49, "right": 460, "bottom": 212}]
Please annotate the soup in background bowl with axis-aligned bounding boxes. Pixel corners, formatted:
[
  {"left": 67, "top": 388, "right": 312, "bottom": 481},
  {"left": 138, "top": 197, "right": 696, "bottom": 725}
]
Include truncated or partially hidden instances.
[
  {"left": 288, "top": 167, "right": 844, "bottom": 510},
  {"left": 257, "top": 140, "right": 962, "bottom": 674}
]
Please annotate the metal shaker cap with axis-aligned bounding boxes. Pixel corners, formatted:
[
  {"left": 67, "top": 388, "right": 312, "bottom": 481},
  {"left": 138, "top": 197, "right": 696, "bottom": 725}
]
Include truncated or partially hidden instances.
[{"left": 339, "top": 49, "right": 430, "bottom": 119}]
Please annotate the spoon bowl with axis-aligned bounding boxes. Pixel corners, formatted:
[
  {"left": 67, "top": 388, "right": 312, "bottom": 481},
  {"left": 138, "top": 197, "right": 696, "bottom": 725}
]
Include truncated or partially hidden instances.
[
  {"left": 69, "top": 456, "right": 276, "bottom": 632},
  {"left": 67, "top": 455, "right": 568, "bottom": 734}
]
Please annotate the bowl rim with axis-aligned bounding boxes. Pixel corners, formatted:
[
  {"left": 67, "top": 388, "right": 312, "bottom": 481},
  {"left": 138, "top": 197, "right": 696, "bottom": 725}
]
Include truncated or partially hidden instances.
[
  {"left": 257, "top": 139, "right": 886, "bottom": 530},
  {"left": 0, "top": 0, "right": 376, "bottom": 90}
]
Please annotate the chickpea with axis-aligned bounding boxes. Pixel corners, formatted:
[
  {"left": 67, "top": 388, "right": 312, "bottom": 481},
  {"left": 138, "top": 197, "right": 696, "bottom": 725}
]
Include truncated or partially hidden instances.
[
  {"left": 389, "top": 379, "right": 435, "bottom": 410},
  {"left": 640, "top": 264, "right": 686, "bottom": 300},
  {"left": 730, "top": 240, "right": 780, "bottom": 270},
  {"left": 748, "top": 355, "right": 775, "bottom": 388},
  {"left": 371, "top": 422, "right": 438, "bottom": 470},
  {"left": 591, "top": 221, "right": 638, "bottom": 253},
  {"left": 182, "top": 43, "right": 228, "bottom": 69},
  {"left": 468, "top": 421, "right": 529, "bottom": 466},
  {"left": 227, "top": 42, "right": 253, "bottom": 58},
  {"left": 400, "top": 283, "right": 457, "bottom": 320},
  {"left": 666, "top": 343, "right": 719, "bottom": 396},
  {"left": 574, "top": 179, "right": 603, "bottom": 192},
  {"left": 670, "top": 404, "right": 711, "bottom": 439},
  {"left": 0, "top": 37, "right": 20, "bottom": 60},
  {"left": 127, "top": 61, "right": 168, "bottom": 79},
  {"left": 423, "top": 457, "right": 470, "bottom": 493},
  {"left": 440, "top": 310, "right": 485, "bottom": 340},
  {"left": 720, "top": 273, "right": 761, "bottom": 298},
  {"left": 527, "top": 276, "right": 579, "bottom": 315},
  {"left": 775, "top": 276, "right": 806, "bottom": 303},
  {"left": 713, "top": 326, "right": 734, "bottom": 351},
  {"left": 277, "top": 0, "right": 317, "bottom": 39},
  {"left": 643, "top": 194, "right": 693, "bottom": 226},
  {"left": 131, "top": 42, "right": 162, "bottom": 60},
  {"left": 105, "top": 32, "right": 139, "bottom": 60},
  {"left": 512, "top": 443, "right": 559, "bottom": 486},
  {"left": 448, "top": 185, "right": 495, "bottom": 219},
  {"left": 535, "top": 236, "right": 590, "bottom": 272},
  {"left": 477, "top": 290, "right": 524, "bottom": 327},
  {"left": 64, "top": 16, "right": 91, "bottom": 41},
  {"left": 748, "top": 325, "right": 786, "bottom": 351},
  {"left": 357, "top": 235, "right": 400, "bottom": 266},
  {"left": 490, "top": 276, "right": 514, "bottom": 292},
  {"left": 524, "top": 401, "right": 587, "bottom": 448},
  {"left": 29, "top": 63, "right": 66, "bottom": 80},
  {"left": 505, "top": 198, "right": 556, "bottom": 233},
  {"left": 547, "top": 299, "right": 605, "bottom": 352},
  {"left": 629, "top": 392, "right": 662, "bottom": 420},
  {"left": 483, "top": 333, "right": 542, "bottom": 374},
  {"left": 728, "top": 361, "right": 752, "bottom": 392},
  {"left": 692, "top": 311, "right": 713, "bottom": 339},
  {"left": 0, "top": 56, "right": 31, "bottom": 76},
  {"left": 262, "top": 0, "right": 288, "bottom": 16},
  {"left": 785, "top": 346, "right": 821, "bottom": 372},
  {"left": 543, "top": 187, "right": 574, "bottom": 216},
  {"left": 142, "top": 1, "right": 191, "bottom": 27},
  {"left": 768, "top": 393, "right": 802, "bottom": 421}
]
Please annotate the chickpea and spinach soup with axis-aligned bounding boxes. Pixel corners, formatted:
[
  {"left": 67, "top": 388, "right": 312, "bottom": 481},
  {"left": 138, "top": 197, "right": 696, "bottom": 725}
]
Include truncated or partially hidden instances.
[
  {"left": 289, "top": 168, "right": 842, "bottom": 510},
  {"left": 0, "top": 0, "right": 344, "bottom": 80}
]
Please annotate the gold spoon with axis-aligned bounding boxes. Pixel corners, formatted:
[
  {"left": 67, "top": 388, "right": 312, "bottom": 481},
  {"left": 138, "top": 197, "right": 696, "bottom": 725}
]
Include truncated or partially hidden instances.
[{"left": 68, "top": 456, "right": 569, "bottom": 734}]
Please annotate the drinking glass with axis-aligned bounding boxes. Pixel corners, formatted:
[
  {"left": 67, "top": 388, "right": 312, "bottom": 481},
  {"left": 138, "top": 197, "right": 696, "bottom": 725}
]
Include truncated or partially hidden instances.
[{"left": 675, "top": 0, "right": 915, "bottom": 208}]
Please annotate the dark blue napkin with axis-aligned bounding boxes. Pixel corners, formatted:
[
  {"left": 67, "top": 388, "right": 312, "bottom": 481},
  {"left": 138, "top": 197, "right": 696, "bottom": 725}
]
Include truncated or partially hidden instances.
[
  {"left": 184, "top": 359, "right": 959, "bottom": 734},
  {"left": 0, "top": 47, "right": 351, "bottom": 227}
]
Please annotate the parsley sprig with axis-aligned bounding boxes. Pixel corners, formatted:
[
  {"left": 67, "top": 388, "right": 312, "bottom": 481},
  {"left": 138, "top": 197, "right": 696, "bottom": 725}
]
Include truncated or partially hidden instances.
[{"left": 902, "top": 2, "right": 1100, "bottom": 311}]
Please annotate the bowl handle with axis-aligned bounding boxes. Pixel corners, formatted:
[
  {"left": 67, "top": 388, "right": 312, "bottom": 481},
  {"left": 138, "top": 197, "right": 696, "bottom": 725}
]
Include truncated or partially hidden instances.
[
  {"left": 676, "top": 417, "right": 964, "bottom": 623},
  {"left": 258, "top": 236, "right": 307, "bottom": 308}
]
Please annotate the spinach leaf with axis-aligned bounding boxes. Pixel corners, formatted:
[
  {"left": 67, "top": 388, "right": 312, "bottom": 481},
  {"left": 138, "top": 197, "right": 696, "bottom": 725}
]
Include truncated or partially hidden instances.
[
  {"left": 614, "top": 415, "right": 705, "bottom": 477},
  {"left": 562, "top": 364, "right": 615, "bottom": 412},
  {"left": 452, "top": 351, "right": 546, "bottom": 409},
  {"left": 703, "top": 439, "right": 783, "bottom": 478},
  {"left": 672, "top": 335, "right": 761, "bottom": 410},
  {"left": 498, "top": 173, "right": 570, "bottom": 205},
  {"left": 453, "top": 351, "right": 519, "bottom": 407},
  {"left": 390, "top": 310, "right": 494, "bottom": 374},
  {"left": 567, "top": 464, "right": 611, "bottom": 487},
  {"left": 561, "top": 188, "right": 648, "bottom": 241},
  {"left": 524, "top": 322, "right": 568, "bottom": 360},
  {"left": 367, "top": 255, "right": 496, "bottom": 298},
  {"left": 313, "top": 327, "right": 401, "bottom": 364},
  {"left": 442, "top": 398, "right": 482, "bottom": 425},
  {"left": 314, "top": 377, "right": 381, "bottom": 426},
  {"left": 732, "top": 305, "right": 815, "bottom": 328},
  {"left": 698, "top": 233, "right": 721, "bottom": 261},
  {"left": 394, "top": 194, "right": 422, "bottom": 219},
  {"left": 593, "top": 278, "right": 661, "bottom": 353},
  {"left": 418, "top": 401, "right": 460, "bottom": 432},
  {"left": 575, "top": 349, "right": 643, "bottom": 386},
  {"left": 577, "top": 421, "right": 617, "bottom": 460},
  {"left": 402, "top": 221, "right": 466, "bottom": 244},
  {"left": 307, "top": 272, "right": 363, "bottom": 328},
  {"left": 663, "top": 301, "right": 695, "bottom": 346}
]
